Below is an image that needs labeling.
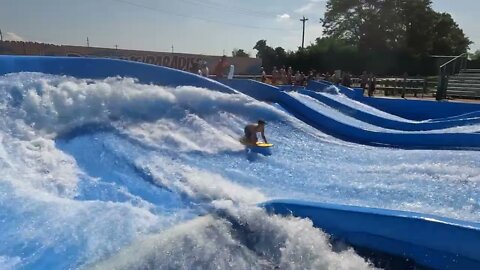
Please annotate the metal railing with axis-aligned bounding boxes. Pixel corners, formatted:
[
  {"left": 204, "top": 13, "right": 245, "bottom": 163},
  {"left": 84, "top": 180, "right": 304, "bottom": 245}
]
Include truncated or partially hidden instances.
[
  {"left": 351, "top": 77, "right": 437, "bottom": 98},
  {"left": 436, "top": 53, "right": 468, "bottom": 100}
]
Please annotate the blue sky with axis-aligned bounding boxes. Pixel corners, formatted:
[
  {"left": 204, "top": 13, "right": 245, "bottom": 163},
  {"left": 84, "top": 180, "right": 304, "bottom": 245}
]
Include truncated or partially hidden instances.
[{"left": 0, "top": 0, "right": 479, "bottom": 56}]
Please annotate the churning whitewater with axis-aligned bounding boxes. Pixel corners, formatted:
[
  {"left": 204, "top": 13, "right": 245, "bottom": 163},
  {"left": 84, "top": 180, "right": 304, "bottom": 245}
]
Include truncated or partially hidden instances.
[{"left": 0, "top": 72, "right": 479, "bottom": 269}]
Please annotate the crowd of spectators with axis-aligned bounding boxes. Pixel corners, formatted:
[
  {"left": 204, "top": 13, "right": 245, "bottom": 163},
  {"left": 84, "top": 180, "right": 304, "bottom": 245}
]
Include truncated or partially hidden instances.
[
  {"left": 191, "top": 55, "right": 232, "bottom": 79},
  {"left": 190, "top": 58, "right": 210, "bottom": 77},
  {"left": 260, "top": 67, "right": 379, "bottom": 97},
  {"left": 260, "top": 66, "right": 323, "bottom": 86}
]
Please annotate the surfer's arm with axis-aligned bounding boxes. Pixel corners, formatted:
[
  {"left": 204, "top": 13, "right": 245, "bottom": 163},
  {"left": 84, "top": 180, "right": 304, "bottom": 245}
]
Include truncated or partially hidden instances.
[{"left": 261, "top": 131, "right": 267, "bottom": 143}]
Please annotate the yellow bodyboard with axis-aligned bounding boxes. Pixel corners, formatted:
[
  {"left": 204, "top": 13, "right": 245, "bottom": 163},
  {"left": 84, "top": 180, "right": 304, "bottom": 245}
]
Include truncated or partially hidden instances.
[
  {"left": 240, "top": 137, "right": 273, "bottom": 147},
  {"left": 255, "top": 142, "right": 273, "bottom": 147}
]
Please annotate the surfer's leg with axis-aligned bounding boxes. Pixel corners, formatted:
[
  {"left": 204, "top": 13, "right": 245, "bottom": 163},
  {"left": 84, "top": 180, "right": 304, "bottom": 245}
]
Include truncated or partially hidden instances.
[
  {"left": 244, "top": 128, "right": 255, "bottom": 144},
  {"left": 244, "top": 127, "right": 249, "bottom": 139},
  {"left": 251, "top": 134, "right": 258, "bottom": 144}
]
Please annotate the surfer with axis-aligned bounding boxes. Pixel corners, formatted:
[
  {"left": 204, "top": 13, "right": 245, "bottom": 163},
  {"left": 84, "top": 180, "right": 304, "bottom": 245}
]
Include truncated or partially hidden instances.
[{"left": 243, "top": 120, "right": 268, "bottom": 144}]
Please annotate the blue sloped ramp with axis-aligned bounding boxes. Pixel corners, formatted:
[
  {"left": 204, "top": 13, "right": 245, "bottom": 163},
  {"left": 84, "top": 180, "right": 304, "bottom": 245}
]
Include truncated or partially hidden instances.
[
  {"left": 307, "top": 80, "right": 480, "bottom": 121},
  {"left": 298, "top": 89, "right": 480, "bottom": 131}
]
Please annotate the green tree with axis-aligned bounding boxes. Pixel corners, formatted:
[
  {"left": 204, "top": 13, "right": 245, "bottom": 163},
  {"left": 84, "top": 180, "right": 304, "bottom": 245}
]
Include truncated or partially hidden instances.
[
  {"left": 401, "top": 0, "right": 436, "bottom": 56},
  {"left": 321, "top": 0, "right": 470, "bottom": 55},
  {"left": 430, "top": 13, "right": 471, "bottom": 55},
  {"left": 253, "top": 40, "right": 281, "bottom": 71},
  {"left": 321, "top": 0, "right": 364, "bottom": 44},
  {"left": 321, "top": 0, "right": 404, "bottom": 51},
  {"left": 253, "top": 40, "right": 271, "bottom": 58},
  {"left": 232, "top": 48, "right": 249, "bottom": 57},
  {"left": 470, "top": 50, "right": 480, "bottom": 60},
  {"left": 274, "top": 47, "right": 287, "bottom": 66}
]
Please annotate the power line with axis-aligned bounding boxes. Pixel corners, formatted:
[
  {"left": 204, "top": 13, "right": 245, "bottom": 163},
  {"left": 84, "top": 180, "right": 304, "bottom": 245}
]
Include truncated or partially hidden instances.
[
  {"left": 110, "top": 0, "right": 290, "bottom": 32},
  {"left": 200, "top": 0, "right": 281, "bottom": 17},
  {"left": 176, "top": 0, "right": 279, "bottom": 18}
]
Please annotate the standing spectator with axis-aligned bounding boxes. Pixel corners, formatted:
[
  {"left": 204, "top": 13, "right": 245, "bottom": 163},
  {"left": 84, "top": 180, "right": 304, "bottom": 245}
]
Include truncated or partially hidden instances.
[
  {"left": 294, "top": 71, "right": 301, "bottom": 85},
  {"left": 360, "top": 71, "right": 368, "bottom": 95},
  {"left": 341, "top": 72, "right": 352, "bottom": 87},
  {"left": 190, "top": 59, "right": 201, "bottom": 74},
  {"left": 271, "top": 66, "right": 279, "bottom": 85},
  {"left": 324, "top": 72, "right": 331, "bottom": 82},
  {"left": 307, "top": 70, "right": 315, "bottom": 82},
  {"left": 415, "top": 74, "right": 421, "bottom": 97},
  {"left": 199, "top": 60, "right": 209, "bottom": 77},
  {"left": 421, "top": 75, "right": 427, "bottom": 98},
  {"left": 341, "top": 72, "right": 347, "bottom": 86},
  {"left": 333, "top": 70, "right": 342, "bottom": 85},
  {"left": 287, "top": 67, "right": 294, "bottom": 84},
  {"left": 260, "top": 67, "right": 267, "bottom": 83},
  {"left": 331, "top": 72, "right": 339, "bottom": 85},
  {"left": 346, "top": 72, "right": 352, "bottom": 87},
  {"left": 401, "top": 72, "right": 408, "bottom": 98},
  {"left": 280, "top": 67, "right": 287, "bottom": 85},
  {"left": 368, "top": 73, "right": 376, "bottom": 97},
  {"left": 214, "top": 55, "right": 229, "bottom": 78}
]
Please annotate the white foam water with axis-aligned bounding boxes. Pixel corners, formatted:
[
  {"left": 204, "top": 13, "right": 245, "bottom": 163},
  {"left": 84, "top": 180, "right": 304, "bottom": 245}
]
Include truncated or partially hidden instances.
[
  {"left": 90, "top": 206, "right": 373, "bottom": 270},
  {"left": 0, "top": 73, "right": 375, "bottom": 269}
]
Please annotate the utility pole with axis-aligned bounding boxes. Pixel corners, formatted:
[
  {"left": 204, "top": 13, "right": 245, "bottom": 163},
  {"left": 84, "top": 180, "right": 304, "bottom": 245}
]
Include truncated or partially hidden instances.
[
  {"left": 171, "top": 45, "right": 174, "bottom": 53},
  {"left": 300, "top": 16, "right": 308, "bottom": 49},
  {"left": 87, "top": 37, "right": 90, "bottom": 47},
  {"left": 115, "top": 44, "right": 118, "bottom": 50},
  {"left": 0, "top": 28, "right": 3, "bottom": 41}
]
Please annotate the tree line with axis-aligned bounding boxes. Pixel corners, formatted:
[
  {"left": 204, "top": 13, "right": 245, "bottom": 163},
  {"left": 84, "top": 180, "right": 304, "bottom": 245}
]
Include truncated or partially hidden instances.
[{"left": 242, "top": 0, "right": 472, "bottom": 76}]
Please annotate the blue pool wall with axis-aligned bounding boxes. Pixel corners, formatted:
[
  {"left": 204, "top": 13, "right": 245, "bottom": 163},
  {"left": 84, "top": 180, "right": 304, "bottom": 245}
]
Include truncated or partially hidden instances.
[
  {"left": 262, "top": 199, "right": 480, "bottom": 270},
  {"left": 0, "top": 55, "right": 236, "bottom": 94}
]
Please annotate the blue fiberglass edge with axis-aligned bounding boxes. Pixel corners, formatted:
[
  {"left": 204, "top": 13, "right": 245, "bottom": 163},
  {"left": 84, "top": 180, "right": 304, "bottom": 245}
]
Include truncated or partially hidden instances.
[
  {"left": 0, "top": 55, "right": 237, "bottom": 94},
  {"left": 261, "top": 199, "right": 480, "bottom": 270},
  {"left": 219, "top": 78, "right": 279, "bottom": 101},
  {"left": 307, "top": 80, "right": 480, "bottom": 121},
  {"left": 221, "top": 79, "right": 480, "bottom": 150},
  {"left": 297, "top": 89, "right": 480, "bottom": 131}
]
